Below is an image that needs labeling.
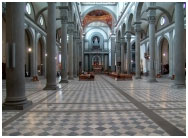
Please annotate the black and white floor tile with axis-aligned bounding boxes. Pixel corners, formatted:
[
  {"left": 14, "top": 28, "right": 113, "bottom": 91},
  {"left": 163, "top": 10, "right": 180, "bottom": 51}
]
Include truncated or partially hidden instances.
[{"left": 2, "top": 75, "right": 186, "bottom": 136}]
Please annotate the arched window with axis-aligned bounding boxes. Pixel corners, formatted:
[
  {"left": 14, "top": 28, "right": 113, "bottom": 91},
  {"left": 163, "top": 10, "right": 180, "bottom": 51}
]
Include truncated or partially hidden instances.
[
  {"left": 183, "top": 3, "right": 186, "bottom": 9},
  {"left": 160, "top": 16, "right": 165, "bottom": 26},
  {"left": 26, "top": 3, "right": 31, "bottom": 15},
  {"left": 39, "top": 16, "right": 44, "bottom": 26}
]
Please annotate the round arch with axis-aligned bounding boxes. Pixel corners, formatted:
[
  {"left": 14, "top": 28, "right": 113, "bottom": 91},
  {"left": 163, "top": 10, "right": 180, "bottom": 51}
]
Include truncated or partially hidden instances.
[
  {"left": 25, "top": 28, "right": 34, "bottom": 77},
  {"left": 37, "top": 35, "right": 46, "bottom": 76},
  {"left": 117, "top": 30, "right": 121, "bottom": 42},
  {"left": 126, "top": 13, "right": 133, "bottom": 31},
  {"left": 92, "top": 55, "right": 102, "bottom": 65},
  {"left": 84, "top": 20, "right": 111, "bottom": 31},
  {"left": 134, "top": 2, "right": 144, "bottom": 22},
  {"left": 158, "top": 37, "right": 170, "bottom": 75},
  {"left": 121, "top": 23, "right": 126, "bottom": 37},
  {"left": 85, "top": 28, "right": 108, "bottom": 40},
  {"left": 88, "top": 32, "right": 104, "bottom": 49},
  {"left": 157, "top": 35, "right": 170, "bottom": 75},
  {"left": 81, "top": 6, "right": 117, "bottom": 22}
]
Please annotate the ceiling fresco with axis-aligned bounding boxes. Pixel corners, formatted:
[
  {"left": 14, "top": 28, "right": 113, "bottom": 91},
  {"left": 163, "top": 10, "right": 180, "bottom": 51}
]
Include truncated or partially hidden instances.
[{"left": 82, "top": 10, "right": 113, "bottom": 28}]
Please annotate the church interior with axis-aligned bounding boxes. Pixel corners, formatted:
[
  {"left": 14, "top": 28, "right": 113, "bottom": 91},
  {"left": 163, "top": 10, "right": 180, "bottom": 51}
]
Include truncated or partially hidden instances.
[{"left": 1, "top": 2, "right": 186, "bottom": 136}]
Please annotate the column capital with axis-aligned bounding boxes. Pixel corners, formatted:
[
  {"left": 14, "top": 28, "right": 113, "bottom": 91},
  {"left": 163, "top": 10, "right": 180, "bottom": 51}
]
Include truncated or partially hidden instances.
[
  {"left": 110, "top": 34, "right": 116, "bottom": 38},
  {"left": 148, "top": 16, "right": 156, "bottom": 24},
  {"left": 67, "top": 22, "right": 74, "bottom": 34},
  {"left": 60, "top": 16, "right": 68, "bottom": 24},
  {"left": 120, "top": 37, "right": 126, "bottom": 43},
  {"left": 125, "top": 33, "right": 131, "bottom": 40},
  {"left": 134, "top": 22, "right": 141, "bottom": 32},
  {"left": 74, "top": 37, "right": 80, "bottom": 40},
  {"left": 147, "top": 6, "right": 156, "bottom": 24},
  {"left": 73, "top": 31, "right": 78, "bottom": 37}
]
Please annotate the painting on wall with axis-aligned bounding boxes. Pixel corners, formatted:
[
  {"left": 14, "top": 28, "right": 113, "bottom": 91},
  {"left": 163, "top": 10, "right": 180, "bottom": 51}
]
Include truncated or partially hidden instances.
[{"left": 82, "top": 10, "right": 113, "bottom": 28}]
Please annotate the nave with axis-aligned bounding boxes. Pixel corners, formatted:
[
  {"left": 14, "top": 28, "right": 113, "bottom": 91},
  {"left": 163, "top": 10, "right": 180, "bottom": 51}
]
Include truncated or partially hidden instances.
[{"left": 2, "top": 75, "right": 186, "bottom": 136}]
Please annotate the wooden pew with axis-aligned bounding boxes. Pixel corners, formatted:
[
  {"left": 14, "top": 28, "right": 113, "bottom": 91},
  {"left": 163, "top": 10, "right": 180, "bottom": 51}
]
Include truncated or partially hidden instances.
[
  {"left": 79, "top": 72, "right": 95, "bottom": 81},
  {"left": 108, "top": 72, "right": 132, "bottom": 81}
]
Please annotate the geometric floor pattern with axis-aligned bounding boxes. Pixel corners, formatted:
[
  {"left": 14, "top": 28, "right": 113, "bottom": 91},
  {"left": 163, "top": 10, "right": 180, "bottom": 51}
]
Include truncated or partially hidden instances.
[{"left": 2, "top": 75, "right": 186, "bottom": 136}]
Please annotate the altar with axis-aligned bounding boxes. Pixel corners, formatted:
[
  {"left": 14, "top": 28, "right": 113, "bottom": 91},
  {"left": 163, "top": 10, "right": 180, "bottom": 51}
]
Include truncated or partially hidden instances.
[{"left": 93, "top": 63, "right": 102, "bottom": 73}]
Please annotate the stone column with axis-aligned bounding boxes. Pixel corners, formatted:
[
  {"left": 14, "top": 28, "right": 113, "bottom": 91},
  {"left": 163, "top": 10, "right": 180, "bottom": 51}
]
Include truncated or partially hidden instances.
[
  {"left": 73, "top": 31, "right": 78, "bottom": 77},
  {"left": 120, "top": 37, "right": 125, "bottom": 73},
  {"left": 172, "top": 3, "right": 185, "bottom": 88},
  {"left": 3, "top": 2, "right": 32, "bottom": 110},
  {"left": 147, "top": 3, "right": 157, "bottom": 82},
  {"left": 60, "top": 4, "right": 68, "bottom": 83},
  {"left": 126, "top": 33, "right": 131, "bottom": 74},
  {"left": 116, "top": 41, "right": 121, "bottom": 74},
  {"left": 81, "top": 34, "right": 85, "bottom": 72},
  {"left": 43, "top": 3, "right": 58, "bottom": 90},
  {"left": 134, "top": 22, "right": 142, "bottom": 79},
  {"left": 111, "top": 35, "right": 116, "bottom": 72},
  {"left": 78, "top": 40, "right": 82, "bottom": 74},
  {"left": 68, "top": 23, "right": 74, "bottom": 79},
  {"left": 85, "top": 55, "right": 88, "bottom": 72},
  {"left": 75, "top": 39, "right": 79, "bottom": 75},
  {"left": 30, "top": 31, "right": 35, "bottom": 78},
  {"left": 31, "top": 31, "right": 39, "bottom": 81},
  {"left": 169, "top": 30, "right": 174, "bottom": 77},
  {"left": 105, "top": 54, "right": 108, "bottom": 71}
]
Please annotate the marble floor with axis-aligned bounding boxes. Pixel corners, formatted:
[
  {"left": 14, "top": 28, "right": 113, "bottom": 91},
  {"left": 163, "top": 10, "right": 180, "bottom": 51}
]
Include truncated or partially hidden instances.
[{"left": 2, "top": 75, "right": 186, "bottom": 136}]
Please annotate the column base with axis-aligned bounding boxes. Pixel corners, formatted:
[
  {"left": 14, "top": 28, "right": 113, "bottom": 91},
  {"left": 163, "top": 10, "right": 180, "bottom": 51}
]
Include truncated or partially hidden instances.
[
  {"left": 135, "top": 76, "right": 141, "bottom": 79},
  {"left": 171, "top": 84, "right": 185, "bottom": 89},
  {"left": 147, "top": 78, "right": 158, "bottom": 82},
  {"left": 43, "top": 85, "right": 59, "bottom": 90},
  {"left": 68, "top": 77, "right": 74, "bottom": 80},
  {"left": 3, "top": 100, "right": 32, "bottom": 110},
  {"left": 59, "top": 79, "right": 69, "bottom": 83},
  {"left": 32, "top": 76, "right": 39, "bottom": 81}
]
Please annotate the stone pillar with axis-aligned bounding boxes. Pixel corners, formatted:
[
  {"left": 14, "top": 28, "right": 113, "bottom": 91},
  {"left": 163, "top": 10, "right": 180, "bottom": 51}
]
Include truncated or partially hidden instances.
[
  {"left": 169, "top": 30, "right": 174, "bottom": 77},
  {"left": 76, "top": 39, "right": 80, "bottom": 75},
  {"left": 68, "top": 23, "right": 74, "bottom": 80},
  {"left": 85, "top": 55, "right": 88, "bottom": 72},
  {"left": 60, "top": 4, "right": 68, "bottom": 83},
  {"left": 105, "top": 54, "right": 108, "bottom": 71},
  {"left": 73, "top": 31, "right": 78, "bottom": 77},
  {"left": 78, "top": 40, "right": 82, "bottom": 74},
  {"left": 111, "top": 35, "right": 116, "bottom": 72},
  {"left": 43, "top": 3, "right": 58, "bottom": 90},
  {"left": 126, "top": 33, "right": 131, "bottom": 74},
  {"left": 81, "top": 34, "right": 85, "bottom": 72},
  {"left": 172, "top": 3, "right": 185, "bottom": 88},
  {"left": 116, "top": 41, "right": 121, "bottom": 74},
  {"left": 147, "top": 3, "right": 157, "bottom": 82},
  {"left": 134, "top": 22, "right": 142, "bottom": 79},
  {"left": 3, "top": 2, "right": 32, "bottom": 110},
  {"left": 120, "top": 37, "right": 125, "bottom": 73},
  {"left": 30, "top": 33, "right": 35, "bottom": 78},
  {"left": 31, "top": 31, "right": 39, "bottom": 81}
]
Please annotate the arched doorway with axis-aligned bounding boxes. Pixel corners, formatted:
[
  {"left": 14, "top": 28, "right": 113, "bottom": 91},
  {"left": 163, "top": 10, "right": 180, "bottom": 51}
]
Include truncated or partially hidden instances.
[
  {"left": 160, "top": 37, "right": 169, "bottom": 75},
  {"left": 25, "top": 30, "right": 32, "bottom": 77},
  {"left": 37, "top": 37, "right": 44, "bottom": 76}
]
